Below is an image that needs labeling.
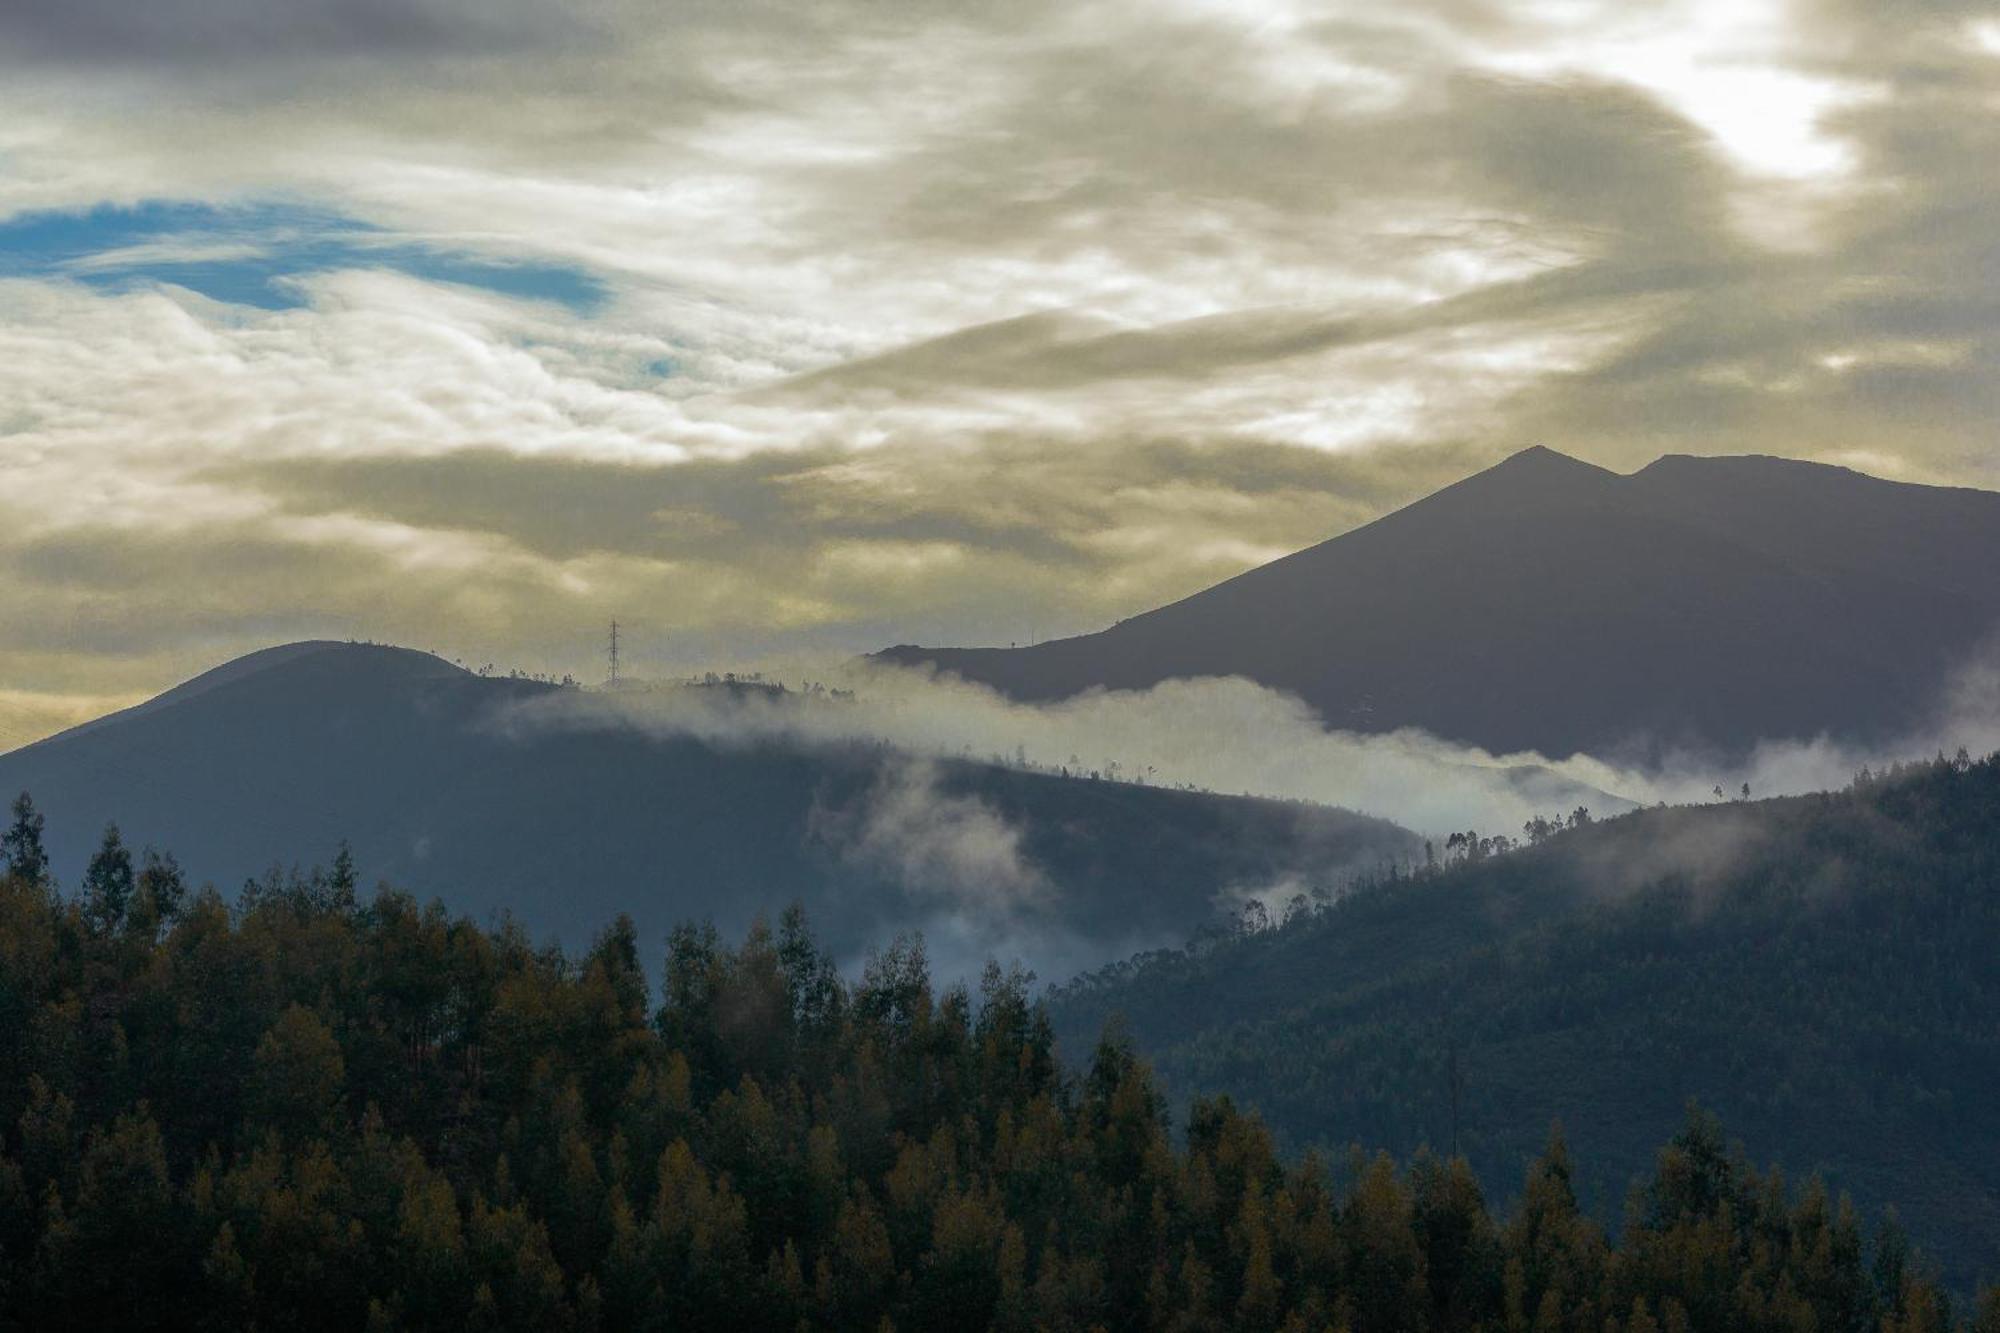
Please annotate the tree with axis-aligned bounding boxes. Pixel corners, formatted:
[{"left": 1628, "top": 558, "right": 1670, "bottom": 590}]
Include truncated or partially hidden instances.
[
  {"left": 2, "top": 791, "right": 48, "bottom": 885},
  {"left": 135, "top": 848, "right": 187, "bottom": 928},
  {"left": 1343, "top": 1152, "right": 1428, "bottom": 1332},
  {"left": 330, "top": 840, "right": 359, "bottom": 910},
  {"left": 0, "top": 822, "right": 1978, "bottom": 1330},
  {"left": 82, "top": 823, "right": 135, "bottom": 934},
  {"left": 1412, "top": 1151, "right": 1501, "bottom": 1331},
  {"left": 55, "top": 1106, "right": 190, "bottom": 1325},
  {"left": 248, "top": 1005, "right": 347, "bottom": 1143}
]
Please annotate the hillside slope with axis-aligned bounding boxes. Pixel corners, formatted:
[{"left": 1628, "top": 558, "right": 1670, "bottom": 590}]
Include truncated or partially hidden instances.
[
  {"left": 1047, "top": 754, "right": 2000, "bottom": 1291},
  {"left": 880, "top": 449, "right": 2000, "bottom": 761},
  {"left": 1, "top": 861, "right": 1968, "bottom": 1330},
  {"left": 0, "top": 642, "right": 1417, "bottom": 977}
]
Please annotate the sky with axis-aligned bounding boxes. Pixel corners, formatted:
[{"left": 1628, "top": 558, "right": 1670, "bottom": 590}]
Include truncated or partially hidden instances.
[{"left": 2, "top": 0, "right": 1998, "bottom": 749}]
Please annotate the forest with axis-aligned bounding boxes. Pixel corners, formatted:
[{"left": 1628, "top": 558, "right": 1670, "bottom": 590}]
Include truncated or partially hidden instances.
[
  {"left": 1048, "top": 753, "right": 2000, "bottom": 1297},
  {"left": 1, "top": 791, "right": 1996, "bottom": 1331}
]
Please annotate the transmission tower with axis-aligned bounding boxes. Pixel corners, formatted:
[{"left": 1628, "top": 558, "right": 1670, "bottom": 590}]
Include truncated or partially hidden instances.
[{"left": 607, "top": 619, "right": 621, "bottom": 686}]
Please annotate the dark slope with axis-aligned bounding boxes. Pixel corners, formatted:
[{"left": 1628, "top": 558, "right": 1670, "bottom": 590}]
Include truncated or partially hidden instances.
[
  {"left": 878, "top": 449, "right": 2000, "bottom": 761},
  {"left": 0, "top": 642, "right": 1417, "bottom": 975},
  {"left": 37, "top": 640, "right": 367, "bottom": 744},
  {"left": 1046, "top": 754, "right": 2000, "bottom": 1290}
]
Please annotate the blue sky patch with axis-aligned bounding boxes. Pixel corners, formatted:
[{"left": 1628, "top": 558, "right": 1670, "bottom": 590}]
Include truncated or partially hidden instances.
[{"left": 0, "top": 199, "right": 606, "bottom": 313}]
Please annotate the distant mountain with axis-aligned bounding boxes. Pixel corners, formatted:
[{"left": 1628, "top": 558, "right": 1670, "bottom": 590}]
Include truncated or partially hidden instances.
[
  {"left": 0, "top": 642, "right": 1416, "bottom": 977},
  {"left": 878, "top": 449, "right": 2000, "bottom": 761},
  {"left": 1046, "top": 754, "right": 2000, "bottom": 1291}
]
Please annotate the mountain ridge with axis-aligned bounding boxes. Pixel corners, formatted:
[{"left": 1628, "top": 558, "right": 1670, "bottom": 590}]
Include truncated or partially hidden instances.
[
  {"left": 9, "top": 641, "right": 468, "bottom": 755},
  {"left": 1044, "top": 752, "right": 2000, "bottom": 1292},
  {"left": 877, "top": 448, "right": 2000, "bottom": 761},
  {"left": 0, "top": 640, "right": 1418, "bottom": 980}
]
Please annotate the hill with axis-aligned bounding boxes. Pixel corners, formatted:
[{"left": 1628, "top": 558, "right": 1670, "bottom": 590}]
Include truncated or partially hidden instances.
[
  {"left": 1045, "top": 752, "right": 2000, "bottom": 1292},
  {"left": 0, "top": 641, "right": 1417, "bottom": 979},
  {"left": 3, "top": 867, "right": 1979, "bottom": 1330},
  {"left": 878, "top": 449, "right": 2000, "bottom": 761}
]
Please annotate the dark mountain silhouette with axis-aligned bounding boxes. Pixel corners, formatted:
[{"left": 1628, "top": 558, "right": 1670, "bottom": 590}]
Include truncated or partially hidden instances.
[
  {"left": 878, "top": 448, "right": 2000, "bottom": 761},
  {"left": 1046, "top": 753, "right": 2000, "bottom": 1292},
  {"left": 0, "top": 641, "right": 1416, "bottom": 976}
]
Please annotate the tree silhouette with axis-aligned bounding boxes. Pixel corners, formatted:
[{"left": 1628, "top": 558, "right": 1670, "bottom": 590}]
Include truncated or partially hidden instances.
[
  {"left": 2, "top": 790, "right": 49, "bottom": 884},
  {"left": 82, "top": 821, "right": 135, "bottom": 933},
  {"left": 135, "top": 847, "right": 187, "bottom": 927},
  {"left": 0, "top": 801, "right": 1988, "bottom": 1328}
]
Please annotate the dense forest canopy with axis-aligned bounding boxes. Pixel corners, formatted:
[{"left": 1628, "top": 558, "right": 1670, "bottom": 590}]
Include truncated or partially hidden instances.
[
  {"left": 1048, "top": 752, "right": 2000, "bottom": 1297},
  {"left": 1, "top": 795, "right": 1996, "bottom": 1330}
]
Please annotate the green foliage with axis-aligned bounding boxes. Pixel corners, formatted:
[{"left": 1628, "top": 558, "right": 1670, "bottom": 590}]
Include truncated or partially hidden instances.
[
  {"left": 1050, "top": 752, "right": 2000, "bottom": 1295},
  {"left": 80, "top": 822, "right": 134, "bottom": 936},
  {"left": 0, "top": 832, "right": 1978, "bottom": 1331},
  {"left": 2, "top": 791, "right": 48, "bottom": 886}
]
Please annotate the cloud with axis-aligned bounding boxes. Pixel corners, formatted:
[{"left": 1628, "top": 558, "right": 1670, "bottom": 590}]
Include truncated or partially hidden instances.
[
  {"left": 0, "top": 270, "right": 1527, "bottom": 716},
  {"left": 1, "top": 0, "right": 1999, "bottom": 733},
  {"left": 808, "top": 758, "right": 1051, "bottom": 910},
  {"left": 1652, "top": 644, "right": 2000, "bottom": 805},
  {"left": 0, "top": 686, "right": 147, "bottom": 754},
  {"left": 1566, "top": 806, "right": 1775, "bottom": 913},
  {"left": 495, "top": 637, "right": 2000, "bottom": 856},
  {"left": 0, "top": 0, "right": 593, "bottom": 67},
  {"left": 501, "top": 662, "right": 1641, "bottom": 840},
  {"left": 64, "top": 239, "right": 271, "bottom": 272}
]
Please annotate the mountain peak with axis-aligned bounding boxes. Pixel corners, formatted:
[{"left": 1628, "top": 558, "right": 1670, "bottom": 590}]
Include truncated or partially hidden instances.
[
  {"left": 14, "top": 641, "right": 466, "bottom": 754},
  {"left": 1490, "top": 444, "right": 1610, "bottom": 477},
  {"left": 1422, "top": 444, "right": 1615, "bottom": 510},
  {"left": 877, "top": 444, "right": 2000, "bottom": 759},
  {"left": 1637, "top": 451, "right": 1830, "bottom": 477},
  {"left": 168, "top": 641, "right": 466, "bottom": 695}
]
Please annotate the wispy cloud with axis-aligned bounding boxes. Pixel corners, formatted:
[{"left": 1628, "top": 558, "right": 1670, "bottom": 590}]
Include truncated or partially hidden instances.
[
  {"left": 63, "top": 238, "right": 271, "bottom": 272},
  {"left": 809, "top": 758, "right": 1052, "bottom": 910},
  {"left": 0, "top": 201, "right": 605, "bottom": 310},
  {"left": 494, "top": 643, "right": 2000, "bottom": 850},
  {"left": 0, "top": 0, "right": 1996, "bottom": 735}
]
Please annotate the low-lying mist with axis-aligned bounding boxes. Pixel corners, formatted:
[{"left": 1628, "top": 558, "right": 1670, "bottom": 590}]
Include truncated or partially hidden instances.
[
  {"left": 493, "top": 650, "right": 2000, "bottom": 983},
  {"left": 507, "top": 650, "right": 2000, "bottom": 837},
  {"left": 507, "top": 663, "right": 1630, "bottom": 837}
]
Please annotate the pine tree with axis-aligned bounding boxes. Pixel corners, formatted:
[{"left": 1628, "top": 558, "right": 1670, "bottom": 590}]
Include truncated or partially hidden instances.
[
  {"left": 82, "top": 822, "right": 135, "bottom": 934},
  {"left": 0, "top": 852, "right": 1979, "bottom": 1329},
  {"left": 2, "top": 791, "right": 49, "bottom": 885},
  {"left": 247, "top": 1005, "right": 347, "bottom": 1143},
  {"left": 329, "top": 840, "right": 359, "bottom": 911},
  {"left": 135, "top": 848, "right": 188, "bottom": 928}
]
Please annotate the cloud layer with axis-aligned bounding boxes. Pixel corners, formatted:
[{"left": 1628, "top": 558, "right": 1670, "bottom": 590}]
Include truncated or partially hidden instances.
[
  {"left": 3, "top": 0, "right": 1998, "bottom": 745},
  {"left": 503, "top": 646, "right": 2000, "bottom": 846}
]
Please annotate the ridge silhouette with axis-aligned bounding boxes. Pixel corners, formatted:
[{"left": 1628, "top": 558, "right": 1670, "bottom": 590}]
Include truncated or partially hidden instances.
[{"left": 878, "top": 449, "right": 2000, "bottom": 761}]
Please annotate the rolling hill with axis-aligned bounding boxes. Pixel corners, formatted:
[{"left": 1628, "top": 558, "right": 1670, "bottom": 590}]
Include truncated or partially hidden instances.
[
  {"left": 0, "top": 641, "right": 1417, "bottom": 979},
  {"left": 1045, "top": 752, "right": 2000, "bottom": 1291},
  {"left": 878, "top": 449, "right": 2000, "bottom": 762}
]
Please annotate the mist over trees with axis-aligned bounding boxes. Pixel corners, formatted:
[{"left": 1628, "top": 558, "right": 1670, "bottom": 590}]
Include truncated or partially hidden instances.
[
  {"left": 5, "top": 801, "right": 1995, "bottom": 1330},
  {"left": 0, "top": 641, "right": 1424, "bottom": 992},
  {"left": 1050, "top": 751, "right": 2000, "bottom": 1297}
]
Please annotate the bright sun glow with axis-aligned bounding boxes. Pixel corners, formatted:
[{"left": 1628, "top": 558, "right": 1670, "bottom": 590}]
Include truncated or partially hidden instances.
[{"left": 1475, "top": 0, "right": 1877, "bottom": 180}]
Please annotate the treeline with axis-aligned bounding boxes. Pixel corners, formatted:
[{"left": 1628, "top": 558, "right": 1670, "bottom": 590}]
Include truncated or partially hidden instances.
[
  {"left": 0, "top": 800, "right": 1993, "bottom": 1330},
  {"left": 1048, "top": 752, "right": 2000, "bottom": 1301}
]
